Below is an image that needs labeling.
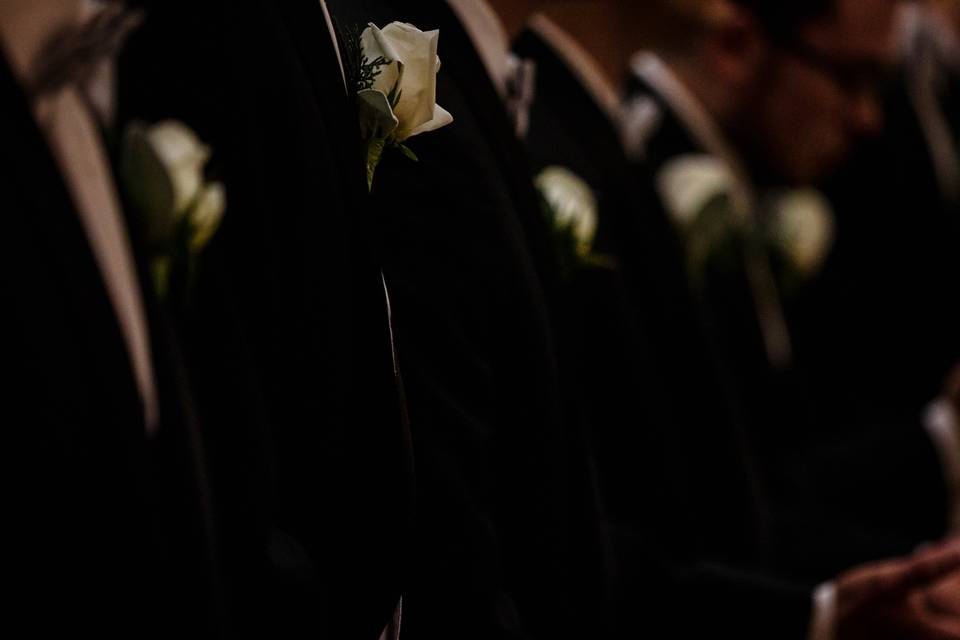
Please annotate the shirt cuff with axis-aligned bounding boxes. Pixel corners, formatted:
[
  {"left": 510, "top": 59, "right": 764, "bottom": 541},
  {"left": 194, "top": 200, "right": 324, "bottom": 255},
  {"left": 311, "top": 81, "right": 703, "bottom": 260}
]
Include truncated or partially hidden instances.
[
  {"left": 808, "top": 582, "right": 837, "bottom": 640},
  {"left": 924, "top": 399, "right": 960, "bottom": 531}
]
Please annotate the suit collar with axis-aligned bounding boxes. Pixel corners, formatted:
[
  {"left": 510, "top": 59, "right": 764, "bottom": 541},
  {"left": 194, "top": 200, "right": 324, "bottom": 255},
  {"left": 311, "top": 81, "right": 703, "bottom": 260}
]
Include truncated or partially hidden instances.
[
  {"left": 445, "top": 0, "right": 513, "bottom": 99},
  {"left": 318, "top": 0, "right": 348, "bottom": 93},
  {"left": 525, "top": 14, "right": 622, "bottom": 127},
  {"left": 0, "top": 49, "right": 148, "bottom": 421},
  {"left": 420, "top": 0, "right": 561, "bottom": 295},
  {"left": 628, "top": 51, "right": 755, "bottom": 219}
]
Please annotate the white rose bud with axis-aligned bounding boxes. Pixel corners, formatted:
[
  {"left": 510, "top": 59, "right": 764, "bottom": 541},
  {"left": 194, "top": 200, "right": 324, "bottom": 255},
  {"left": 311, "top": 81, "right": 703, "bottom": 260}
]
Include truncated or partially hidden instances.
[
  {"left": 657, "top": 154, "right": 736, "bottom": 230},
  {"left": 122, "top": 120, "right": 212, "bottom": 246},
  {"left": 769, "top": 189, "right": 835, "bottom": 277},
  {"left": 361, "top": 22, "right": 453, "bottom": 142},
  {"left": 536, "top": 166, "right": 598, "bottom": 257}
]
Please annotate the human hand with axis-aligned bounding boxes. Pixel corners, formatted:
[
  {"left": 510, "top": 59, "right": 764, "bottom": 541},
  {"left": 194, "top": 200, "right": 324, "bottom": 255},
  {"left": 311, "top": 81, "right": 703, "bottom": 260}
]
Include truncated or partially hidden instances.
[
  {"left": 835, "top": 540, "right": 960, "bottom": 640},
  {"left": 923, "top": 570, "right": 960, "bottom": 618}
]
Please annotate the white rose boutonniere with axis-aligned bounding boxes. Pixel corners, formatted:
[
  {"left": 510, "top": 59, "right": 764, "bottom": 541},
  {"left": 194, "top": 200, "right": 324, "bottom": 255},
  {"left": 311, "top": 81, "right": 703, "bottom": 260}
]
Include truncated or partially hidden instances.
[
  {"left": 657, "top": 154, "right": 745, "bottom": 281},
  {"left": 535, "top": 166, "right": 613, "bottom": 274},
  {"left": 765, "top": 189, "right": 835, "bottom": 280},
  {"left": 120, "top": 120, "right": 225, "bottom": 299},
  {"left": 657, "top": 154, "right": 738, "bottom": 230},
  {"left": 354, "top": 22, "right": 453, "bottom": 189},
  {"left": 657, "top": 154, "right": 835, "bottom": 286}
]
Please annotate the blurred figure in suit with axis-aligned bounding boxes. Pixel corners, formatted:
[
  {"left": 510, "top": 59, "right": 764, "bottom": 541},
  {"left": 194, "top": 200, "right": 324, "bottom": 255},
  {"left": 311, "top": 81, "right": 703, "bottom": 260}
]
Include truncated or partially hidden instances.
[
  {"left": 117, "top": 1, "right": 413, "bottom": 638},
  {"left": 324, "top": 0, "right": 607, "bottom": 638},
  {"left": 0, "top": 1, "right": 222, "bottom": 636},
  {"left": 517, "top": 0, "right": 960, "bottom": 638}
]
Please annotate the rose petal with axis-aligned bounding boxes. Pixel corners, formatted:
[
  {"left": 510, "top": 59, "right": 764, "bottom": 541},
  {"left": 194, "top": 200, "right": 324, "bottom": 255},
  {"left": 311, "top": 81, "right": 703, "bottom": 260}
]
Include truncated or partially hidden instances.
[
  {"left": 358, "top": 89, "right": 400, "bottom": 140},
  {"left": 380, "top": 22, "right": 440, "bottom": 139},
  {"left": 189, "top": 182, "right": 226, "bottom": 252},
  {"left": 145, "top": 120, "right": 210, "bottom": 214},
  {"left": 657, "top": 154, "right": 735, "bottom": 229},
  {"left": 404, "top": 104, "right": 453, "bottom": 139},
  {"left": 362, "top": 24, "right": 403, "bottom": 96}
]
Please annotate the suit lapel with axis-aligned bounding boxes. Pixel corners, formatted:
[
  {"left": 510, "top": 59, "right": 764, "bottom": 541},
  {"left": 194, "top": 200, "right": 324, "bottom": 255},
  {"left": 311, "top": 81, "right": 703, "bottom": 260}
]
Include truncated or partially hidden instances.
[
  {"left": 516, "top": 28, "right": 623, "bottom": 174},
  {"left": 0, "top": 53, "right": 146, "bottom": 420},
  {"left": 399, "top": 0, "right": 562, "bottom": 297}
]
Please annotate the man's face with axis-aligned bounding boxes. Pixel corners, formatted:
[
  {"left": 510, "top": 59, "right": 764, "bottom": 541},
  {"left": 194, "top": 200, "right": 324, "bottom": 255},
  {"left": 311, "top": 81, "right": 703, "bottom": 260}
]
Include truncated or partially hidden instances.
[{"left": 739, "top": 0, "right": 898, "bottom": 184}]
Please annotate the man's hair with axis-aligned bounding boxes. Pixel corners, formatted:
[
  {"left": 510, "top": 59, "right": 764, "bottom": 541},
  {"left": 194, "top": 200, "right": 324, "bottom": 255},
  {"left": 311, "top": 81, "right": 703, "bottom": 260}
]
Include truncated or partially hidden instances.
[{"left": 727, "top": 0, "right": 836, "bottom": 38}]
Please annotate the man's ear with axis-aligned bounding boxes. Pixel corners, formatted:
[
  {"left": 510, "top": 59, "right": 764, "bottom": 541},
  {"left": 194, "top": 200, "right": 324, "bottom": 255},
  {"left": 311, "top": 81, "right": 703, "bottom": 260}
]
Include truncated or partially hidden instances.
[{"left": 703, "top": 3, "right": 767, "bottom": 96}]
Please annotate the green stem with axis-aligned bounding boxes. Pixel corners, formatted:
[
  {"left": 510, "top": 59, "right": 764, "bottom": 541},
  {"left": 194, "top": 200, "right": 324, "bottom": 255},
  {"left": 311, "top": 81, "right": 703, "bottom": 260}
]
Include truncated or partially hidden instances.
[{"left": 366, "top": 137, "right": 387, "bottom": 191}]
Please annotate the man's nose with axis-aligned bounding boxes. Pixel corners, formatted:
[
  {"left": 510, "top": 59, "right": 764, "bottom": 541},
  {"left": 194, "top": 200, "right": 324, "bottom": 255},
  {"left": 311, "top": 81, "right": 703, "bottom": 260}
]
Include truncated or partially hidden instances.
[{"left": 847, "top": 89, "right": 885, "bottom": 137}]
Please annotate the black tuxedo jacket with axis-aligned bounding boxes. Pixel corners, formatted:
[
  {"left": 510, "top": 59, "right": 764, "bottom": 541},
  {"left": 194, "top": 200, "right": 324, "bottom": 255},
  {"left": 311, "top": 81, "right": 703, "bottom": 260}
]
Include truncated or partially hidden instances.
[
  {"left": 786, "top": 72, "right": 959, "bottom": 571},
  {"left": 622, "top": 71, "right": 950, "bottom": 586},
  {"left": 118, "top": 1, "right": 413, "bottom": 638},
  {"left": 0, "top": 54, "right": 220, "bottom": 638},
  {"left": 325, "top": 1, "right": 599, "bottom": 638},
  {"left": 515, "top": 40, "right": 819, "bottom": 638},
  {"left": 617, "top": 73, "right": 773, "bottom": 570}
]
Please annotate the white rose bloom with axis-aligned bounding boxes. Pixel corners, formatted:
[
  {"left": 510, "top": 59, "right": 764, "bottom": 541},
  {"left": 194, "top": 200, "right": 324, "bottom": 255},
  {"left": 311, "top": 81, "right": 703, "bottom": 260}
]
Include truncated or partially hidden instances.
[
  {"left": 122, "top": 120, "right": 212, "bottom": 241},
  {"left": 122, "top": 120, "right": 224, "bottom": 253},
  {"left": 769, "top": 189, "right": 835, "bottom": 277},
  {"left": 357, "top": 88, "right": 400, "bottom": 141},
  {"left": 656, "top": 154, "right": 736, "bottom": 229},
  {"left": 361, "top": 22, "right": 453, "bottom": 142},
  {"left": 536, "top": 166, "right": 598, "bottom": 257}
]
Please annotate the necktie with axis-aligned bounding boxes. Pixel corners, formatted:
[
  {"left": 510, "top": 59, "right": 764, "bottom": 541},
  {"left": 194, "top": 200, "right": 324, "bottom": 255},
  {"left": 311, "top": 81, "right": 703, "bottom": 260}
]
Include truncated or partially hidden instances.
[{"left": 504, "top": 54, "right": 536, "bottom": 139}]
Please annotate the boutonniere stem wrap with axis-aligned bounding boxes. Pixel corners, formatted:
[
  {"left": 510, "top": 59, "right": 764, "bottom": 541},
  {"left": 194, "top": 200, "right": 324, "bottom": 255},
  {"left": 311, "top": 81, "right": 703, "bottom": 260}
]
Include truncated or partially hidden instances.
[
  {"left": 355, "top": 22, "right": 453, "bottom": 190},
  {"left": 120, "top": 120, "right": 225, "bottom": 300}
]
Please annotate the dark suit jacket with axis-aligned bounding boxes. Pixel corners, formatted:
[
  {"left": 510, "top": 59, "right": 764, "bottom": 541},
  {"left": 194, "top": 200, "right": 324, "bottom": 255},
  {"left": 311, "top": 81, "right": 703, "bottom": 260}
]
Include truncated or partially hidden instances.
[
  {"left": 621, "top": 69, "right": 951, "bottom": 589},
  {"left": 119, "top": 1, "right": 413, "bottom": 638},
  {"left": 0, "top": 52, "right": 220, "bottom": 638},
  {"left": 514, "top": 39, "right": 818, "bottom": 638},
  {"left": 326, "top": 1, "right": 599, "bottom": 638},
  {"left": 784, "top": 71, "right": 959, "bottom": 573}
]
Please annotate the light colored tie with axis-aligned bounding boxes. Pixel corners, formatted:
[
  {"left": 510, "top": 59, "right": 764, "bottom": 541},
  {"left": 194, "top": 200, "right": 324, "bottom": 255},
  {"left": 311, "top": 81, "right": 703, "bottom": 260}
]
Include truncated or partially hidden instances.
[{"left": 505, "top": 53, "right": 536, "bottom": 138}]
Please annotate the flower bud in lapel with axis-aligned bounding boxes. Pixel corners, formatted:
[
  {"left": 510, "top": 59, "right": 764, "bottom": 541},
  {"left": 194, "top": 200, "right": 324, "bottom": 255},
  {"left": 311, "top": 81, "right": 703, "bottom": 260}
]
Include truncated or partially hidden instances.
[
  {"left": 657, "top": 154, "right": 737, "bottom": 231},
  {"left": 355, "top": 21, "right": 453, "bottom": 189},
  {"left": 766, "top": 189, "right": 835, "bottom": 279},
  {"left": 657, "top": 154, "right": 744, "bottom": 282},
  {"left": 362, "top": 22, "right": 453, "bottom": 142},
  {"left": 536, "top": 166, "right": 598, "bottom": 259},
  {"left": 120, "top": 120, "right": 225, "bottom": 298}
]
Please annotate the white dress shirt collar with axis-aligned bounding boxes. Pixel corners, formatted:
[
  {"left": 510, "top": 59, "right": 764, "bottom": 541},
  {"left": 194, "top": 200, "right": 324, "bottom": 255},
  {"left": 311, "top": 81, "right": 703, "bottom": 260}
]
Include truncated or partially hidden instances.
[{"left": 526, "top": 13, "right": 623, "bottom": 127}]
